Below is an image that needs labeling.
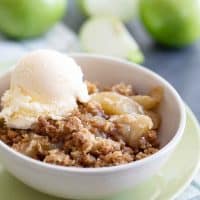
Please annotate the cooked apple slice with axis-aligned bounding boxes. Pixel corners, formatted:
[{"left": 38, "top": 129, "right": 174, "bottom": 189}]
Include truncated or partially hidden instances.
[{"left": 91, "top": 92, "right": 143, "bottom": 115}]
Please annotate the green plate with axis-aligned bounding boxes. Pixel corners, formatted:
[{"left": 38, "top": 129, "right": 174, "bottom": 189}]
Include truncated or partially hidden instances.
[{"left": 0, "top": 106, "right": 199, "bottom": 200}]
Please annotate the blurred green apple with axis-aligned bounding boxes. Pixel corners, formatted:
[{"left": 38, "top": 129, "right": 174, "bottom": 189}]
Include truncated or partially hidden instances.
[
  {"left": 140, "top": 0, "right": 200, "bottom": 47},
  {"left": 76, "top": 0, "right": 138, "bottom": 22},
  {"left": 0, "top": 0, "right": 67, "bottom": 39},
  {"left": 80, "top": 17, "right": 144, "bottom": 63}
]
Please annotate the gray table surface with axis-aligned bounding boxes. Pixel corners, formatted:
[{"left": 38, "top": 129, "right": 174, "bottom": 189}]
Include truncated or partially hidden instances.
[{"left": 64, "top": 0, "right": 200, "bottom": 121}]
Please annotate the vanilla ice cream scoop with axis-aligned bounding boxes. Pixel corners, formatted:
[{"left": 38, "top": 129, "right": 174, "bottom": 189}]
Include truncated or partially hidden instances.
[{"left": 0, "top": 49, "right": 90, "bottom": 129}]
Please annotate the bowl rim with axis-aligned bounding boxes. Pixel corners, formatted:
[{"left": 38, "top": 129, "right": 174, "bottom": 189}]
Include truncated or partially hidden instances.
[{"left": 0, "top": 53, "right": 186, "bottom": 174}]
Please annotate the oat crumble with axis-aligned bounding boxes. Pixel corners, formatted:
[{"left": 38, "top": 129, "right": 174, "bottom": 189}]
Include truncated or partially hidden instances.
[{"left": 0, "top": 82, "right": 162, "bottom": 168}]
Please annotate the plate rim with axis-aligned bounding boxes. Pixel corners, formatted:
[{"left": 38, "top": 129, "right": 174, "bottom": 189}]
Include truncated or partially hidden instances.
[{"left": 168, "top": 106, "right": 200, "bottom": 200}]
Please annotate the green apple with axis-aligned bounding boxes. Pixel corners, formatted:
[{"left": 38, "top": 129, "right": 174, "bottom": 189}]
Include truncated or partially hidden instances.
[
  {"left": 79, "top": 17, "right": 144, "bottom": 63},
  {"left": 139, "top": 0, "right": 200, "bottom": 47},
  {"left": 77, "top": 0, "right": 138, "bottom": 22},
  {"left": 0, "top": 0, "right": 67, "bottom": 39}
]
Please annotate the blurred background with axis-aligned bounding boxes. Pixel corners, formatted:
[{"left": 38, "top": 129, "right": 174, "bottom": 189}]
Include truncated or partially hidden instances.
[{"left": 0, "top": 0, "right": 200, "bottom": 199}]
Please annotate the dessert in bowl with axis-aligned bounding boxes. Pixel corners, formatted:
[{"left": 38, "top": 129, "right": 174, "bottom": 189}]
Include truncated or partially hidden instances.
[{"left": 0, "top": 50, "right": 185, "bottom": 199}]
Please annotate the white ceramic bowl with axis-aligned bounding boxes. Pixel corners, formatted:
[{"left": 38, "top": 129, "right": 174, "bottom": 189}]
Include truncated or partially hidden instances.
[{"left": 0, "top": 54, "right": 186, "bottom": 199}]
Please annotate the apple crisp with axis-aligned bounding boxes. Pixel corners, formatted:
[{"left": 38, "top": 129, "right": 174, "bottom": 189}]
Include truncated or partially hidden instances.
[{"left": 0, "top": 82, "right": 163, "bottom": 168}]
